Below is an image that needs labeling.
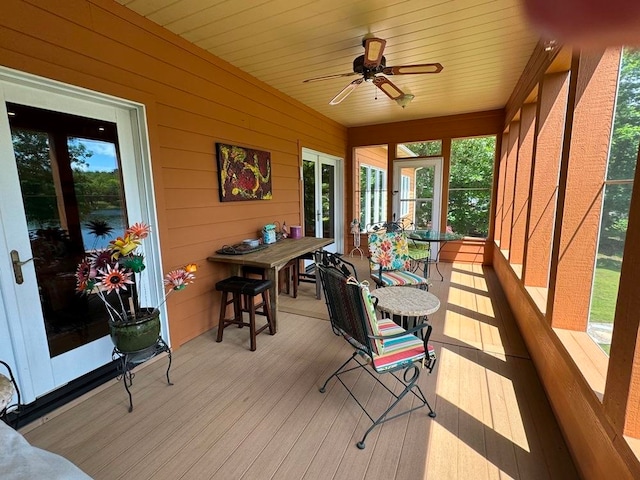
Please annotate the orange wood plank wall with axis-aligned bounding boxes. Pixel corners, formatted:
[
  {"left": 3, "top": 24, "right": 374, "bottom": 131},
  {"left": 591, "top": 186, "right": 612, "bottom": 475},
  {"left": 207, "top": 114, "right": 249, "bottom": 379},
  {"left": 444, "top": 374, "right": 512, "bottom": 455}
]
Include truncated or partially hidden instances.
[{"left": 0, "top": 0, "right": 347, "bottom": 348}]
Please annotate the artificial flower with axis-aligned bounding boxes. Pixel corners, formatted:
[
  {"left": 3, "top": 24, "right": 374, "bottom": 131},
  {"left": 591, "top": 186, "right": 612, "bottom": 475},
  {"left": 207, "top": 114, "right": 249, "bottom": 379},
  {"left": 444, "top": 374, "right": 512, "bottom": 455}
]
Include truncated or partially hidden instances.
[
  {"left": 75, "top": 222, "right": 197, "bottom": 324},
  {"left": 109, "top": 234, "right": 140, "bottom": 259},
  {"left": 121, "top": 254, "right": 145, "bottom": 273},
  {"left": 164, "top": 268, "right": 196, "bottom": 291},
  {"left": 99, "top": 264, "right": 133, "bottom": 293},
  {"left": 127, "top": 222, "right": 151, "bottom": 239},
  {"left": 76, "top": 258, "right": 96, "bottom": 291}
]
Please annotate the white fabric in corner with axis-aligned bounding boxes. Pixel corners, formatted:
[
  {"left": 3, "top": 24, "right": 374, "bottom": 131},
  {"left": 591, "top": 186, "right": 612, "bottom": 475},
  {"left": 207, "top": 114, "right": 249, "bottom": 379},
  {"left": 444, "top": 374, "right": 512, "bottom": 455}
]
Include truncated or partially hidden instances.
[{"left": 0, "top": 421, "right": 92, "bottom": 479}]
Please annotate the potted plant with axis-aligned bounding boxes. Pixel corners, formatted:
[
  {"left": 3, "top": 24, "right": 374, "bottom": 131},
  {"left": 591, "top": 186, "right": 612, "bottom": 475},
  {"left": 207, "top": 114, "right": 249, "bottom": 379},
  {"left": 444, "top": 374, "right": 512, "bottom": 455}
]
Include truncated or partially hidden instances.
[{"left": 75, "top": 222, "right": 196, "bottom": 353}]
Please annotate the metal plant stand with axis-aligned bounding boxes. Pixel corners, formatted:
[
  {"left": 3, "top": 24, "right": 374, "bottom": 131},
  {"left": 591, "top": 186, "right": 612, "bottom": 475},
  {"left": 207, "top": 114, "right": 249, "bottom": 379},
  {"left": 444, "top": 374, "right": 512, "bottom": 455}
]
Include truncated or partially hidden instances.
[{"left": 112, "top": 337, "right": 173, "bottom": 412}]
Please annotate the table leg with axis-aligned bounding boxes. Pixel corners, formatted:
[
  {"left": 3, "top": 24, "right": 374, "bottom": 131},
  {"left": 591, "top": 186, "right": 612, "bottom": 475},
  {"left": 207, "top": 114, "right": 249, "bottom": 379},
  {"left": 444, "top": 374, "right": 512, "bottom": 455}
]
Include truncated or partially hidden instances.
[
  {"left": 431, "top": 241, "right": 445, "bottom": 281},
  {"left": 266, "top": 267, "right": 279, "bottom": 333},
  {"left": 315, "top": 262, "right": 321, "bottom": 299}
]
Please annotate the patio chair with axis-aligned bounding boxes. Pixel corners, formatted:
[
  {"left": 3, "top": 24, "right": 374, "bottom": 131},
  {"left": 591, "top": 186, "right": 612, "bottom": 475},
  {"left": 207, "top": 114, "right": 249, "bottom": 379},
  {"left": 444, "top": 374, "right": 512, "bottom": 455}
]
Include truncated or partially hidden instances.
[
  {"left": 367, "top": 230, "right": 431, "bottom": 289},
  {"left": 316, "top": 258, "right": 437, "bottom": 449},
  {"left": 400, "top": 222, "right": 431, "bottom": 278}
]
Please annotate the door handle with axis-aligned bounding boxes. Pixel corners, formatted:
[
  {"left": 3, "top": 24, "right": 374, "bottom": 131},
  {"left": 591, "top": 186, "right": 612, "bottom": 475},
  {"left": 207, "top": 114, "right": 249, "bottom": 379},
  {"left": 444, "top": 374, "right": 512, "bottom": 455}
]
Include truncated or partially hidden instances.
[{"left": 10, "top": 250, "right": 34, "bottom": 285}]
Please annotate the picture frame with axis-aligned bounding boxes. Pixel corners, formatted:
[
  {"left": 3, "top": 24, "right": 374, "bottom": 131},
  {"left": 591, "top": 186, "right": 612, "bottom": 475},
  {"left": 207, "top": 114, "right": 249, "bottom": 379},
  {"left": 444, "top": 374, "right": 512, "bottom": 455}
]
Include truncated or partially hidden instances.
[{"left": 216, "top": 143, "right": 272, "bottom": 202}]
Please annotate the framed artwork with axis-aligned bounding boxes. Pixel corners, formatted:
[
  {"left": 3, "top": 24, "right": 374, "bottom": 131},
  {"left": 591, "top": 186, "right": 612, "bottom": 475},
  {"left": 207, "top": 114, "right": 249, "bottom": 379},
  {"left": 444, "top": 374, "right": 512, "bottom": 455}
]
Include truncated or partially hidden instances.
[{"left": 216, "top": 143, "right": 272, "bottom": 202}]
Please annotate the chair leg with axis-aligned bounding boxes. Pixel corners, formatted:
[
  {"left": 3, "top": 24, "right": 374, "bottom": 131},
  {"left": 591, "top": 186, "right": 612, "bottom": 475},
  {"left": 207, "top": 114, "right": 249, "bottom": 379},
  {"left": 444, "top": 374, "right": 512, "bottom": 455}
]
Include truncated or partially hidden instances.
[
  {"left": 319, "top": 352, "right": 359, "bottom": 393},
  {"left": 356, "top": 365, "right": 435, "bottom": 449},
  {"left": 216, "top": 291, "right": 229, "bottom": 342},
  {"left": 263, "top": 290, "right": 275, "bottom": 335},
  {"left": 247, "top": 294, "right": 257, "bottom": 351},
  {"left": 320, "top": 354, "right": 436, "bottom": 450},
  {"left": 233, "top": 292, "right": 244, "bottom": 328}
]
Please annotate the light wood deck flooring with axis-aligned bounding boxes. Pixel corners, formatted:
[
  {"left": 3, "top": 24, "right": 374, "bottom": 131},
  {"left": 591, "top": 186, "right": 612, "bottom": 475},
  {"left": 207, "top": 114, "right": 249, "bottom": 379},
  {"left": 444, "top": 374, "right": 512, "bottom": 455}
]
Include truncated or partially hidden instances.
[{"left": 20, "top": 259, "right": 579, "bottom": 479}]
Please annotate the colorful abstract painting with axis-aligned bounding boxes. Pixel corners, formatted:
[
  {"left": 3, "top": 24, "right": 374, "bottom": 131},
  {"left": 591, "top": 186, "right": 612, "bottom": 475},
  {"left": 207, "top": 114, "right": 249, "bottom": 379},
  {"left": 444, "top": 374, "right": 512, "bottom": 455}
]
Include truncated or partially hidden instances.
[{"left": 216, "top": 143, "right": 272, "bottom": 202}]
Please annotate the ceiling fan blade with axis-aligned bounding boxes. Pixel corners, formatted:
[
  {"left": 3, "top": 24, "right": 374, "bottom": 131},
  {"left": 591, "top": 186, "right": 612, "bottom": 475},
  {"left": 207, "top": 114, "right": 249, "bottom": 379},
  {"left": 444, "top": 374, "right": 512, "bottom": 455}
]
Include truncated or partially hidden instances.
[
  {"left": 382, "top": 63, "right": 444, "bottom": 75},
  {"left": 329, "top": 78, "right": 363, "bottom": 105},
  {"left": 303, "top": 71, "right": 358, "bottom": 83},
  {"left": 373, "top": 76, "right": 405, "bottom": 100},
  {"left": 363, "top": 37, "right": 387, "bottom": 68}
]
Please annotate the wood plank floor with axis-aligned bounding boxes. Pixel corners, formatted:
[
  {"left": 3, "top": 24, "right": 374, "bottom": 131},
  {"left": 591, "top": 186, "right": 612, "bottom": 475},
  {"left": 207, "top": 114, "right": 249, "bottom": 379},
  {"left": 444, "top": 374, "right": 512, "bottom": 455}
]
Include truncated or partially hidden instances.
[{"left": 20, "top": 259, "right": 579, "bottom": 479}]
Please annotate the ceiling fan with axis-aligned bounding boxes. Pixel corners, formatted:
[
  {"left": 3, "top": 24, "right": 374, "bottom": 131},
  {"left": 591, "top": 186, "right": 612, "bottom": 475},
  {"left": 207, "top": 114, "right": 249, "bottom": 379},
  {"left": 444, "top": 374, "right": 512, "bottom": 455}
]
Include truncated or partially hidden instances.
[{"left": 303, "top": 36, "right": 443, "bottom": 106}]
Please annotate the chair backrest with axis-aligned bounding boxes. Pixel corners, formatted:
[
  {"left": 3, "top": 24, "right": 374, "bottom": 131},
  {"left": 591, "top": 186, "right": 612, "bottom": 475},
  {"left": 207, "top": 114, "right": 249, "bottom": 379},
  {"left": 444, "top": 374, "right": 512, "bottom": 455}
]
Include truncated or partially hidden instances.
[
  {"left": 367, "top": 231, "right": 412, "bottom": 271},
  {"left": 365, "top": 221, "right": 403, "bottom": 233},
  {"left": 317, "top": 260, "right": 383, "bottom": 356},
  {"left": 314, "top": 250, "right": 358, "bottom": 280}
]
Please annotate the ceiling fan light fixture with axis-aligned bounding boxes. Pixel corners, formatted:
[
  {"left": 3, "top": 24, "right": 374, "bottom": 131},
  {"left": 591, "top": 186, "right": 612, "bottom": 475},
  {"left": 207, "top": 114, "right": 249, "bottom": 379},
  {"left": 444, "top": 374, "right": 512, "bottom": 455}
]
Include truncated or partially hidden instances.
[{"left": 396, "top": 94, "right": 415, "bottom": 108}]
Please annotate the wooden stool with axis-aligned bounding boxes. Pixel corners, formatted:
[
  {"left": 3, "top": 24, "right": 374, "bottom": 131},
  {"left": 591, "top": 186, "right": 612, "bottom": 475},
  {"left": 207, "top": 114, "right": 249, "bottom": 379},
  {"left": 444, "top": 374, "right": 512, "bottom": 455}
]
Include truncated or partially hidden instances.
[{"left": 215, "top": 276, "right": 275, "bottom": 351}]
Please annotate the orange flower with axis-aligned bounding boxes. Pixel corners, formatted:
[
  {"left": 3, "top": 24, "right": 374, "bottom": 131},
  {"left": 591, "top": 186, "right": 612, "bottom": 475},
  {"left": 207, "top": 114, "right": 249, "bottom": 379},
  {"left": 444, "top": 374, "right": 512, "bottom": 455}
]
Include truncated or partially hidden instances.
[{"left": 126, "top": 222, "right": 151, "bottom": 240}]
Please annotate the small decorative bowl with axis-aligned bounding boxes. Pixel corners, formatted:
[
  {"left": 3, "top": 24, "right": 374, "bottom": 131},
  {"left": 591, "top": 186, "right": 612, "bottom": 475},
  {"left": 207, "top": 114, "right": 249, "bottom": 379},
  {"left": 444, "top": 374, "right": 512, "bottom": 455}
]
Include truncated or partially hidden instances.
[{"left": 243, "top": 239, "right": 260, "bottom": 248}]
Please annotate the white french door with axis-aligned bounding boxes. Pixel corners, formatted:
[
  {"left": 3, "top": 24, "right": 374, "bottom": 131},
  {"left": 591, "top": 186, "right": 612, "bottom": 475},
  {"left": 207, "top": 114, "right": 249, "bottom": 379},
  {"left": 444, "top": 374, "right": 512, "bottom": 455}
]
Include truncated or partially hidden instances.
[
  {"left": 0, "top": 68, "right": 161, "bottom": 403},
  {"left": 302, "top": 148, "right": 343, "bottom": 253},
  {"left": 392, "top": 157, "right": 443, "bottom": 230}
]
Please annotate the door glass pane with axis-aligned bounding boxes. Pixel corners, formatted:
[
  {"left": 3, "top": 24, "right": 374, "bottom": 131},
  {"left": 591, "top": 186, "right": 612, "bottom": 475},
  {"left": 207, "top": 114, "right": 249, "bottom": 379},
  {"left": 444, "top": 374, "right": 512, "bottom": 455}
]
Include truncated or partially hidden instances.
[
  {"left": 398, "top": 165, "right": 435, "bottom": 229},
  {"left": 9, "top": 104, "right": 126, "bottom": 357},
  {"left": 303, "top": 160, "right": 316, "bottom": 236},
  {"left": 70, "top": 138, "right": 126, "bottom": 250},
  {"left": 321, "top": 164, "right": 335, "bottom": 239}
]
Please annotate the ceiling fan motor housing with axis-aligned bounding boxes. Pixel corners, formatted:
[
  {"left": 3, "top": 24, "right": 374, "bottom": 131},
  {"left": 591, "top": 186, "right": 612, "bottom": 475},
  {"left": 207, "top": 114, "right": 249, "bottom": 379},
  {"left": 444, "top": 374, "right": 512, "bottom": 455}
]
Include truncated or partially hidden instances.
[{"left": 353, "top": 55, "right": 386, "bottom": 81}]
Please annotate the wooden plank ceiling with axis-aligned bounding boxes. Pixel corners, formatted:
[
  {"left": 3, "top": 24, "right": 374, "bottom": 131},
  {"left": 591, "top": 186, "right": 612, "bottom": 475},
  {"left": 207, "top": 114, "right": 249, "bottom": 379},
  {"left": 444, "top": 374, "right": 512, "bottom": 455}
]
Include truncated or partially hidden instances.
[{"left": 116, "top": 0, "right": 540, "bottom": 127}]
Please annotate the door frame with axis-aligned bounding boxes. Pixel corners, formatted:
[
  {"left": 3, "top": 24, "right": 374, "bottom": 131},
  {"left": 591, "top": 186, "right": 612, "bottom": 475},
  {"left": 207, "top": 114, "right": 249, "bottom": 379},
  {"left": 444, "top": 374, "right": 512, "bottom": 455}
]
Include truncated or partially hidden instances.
[
  {"left": 0, "top": 66, "right": 163, "bottom": 403},
  {"left": 301, "top": 147, "right": 344, "bottom": 253}
]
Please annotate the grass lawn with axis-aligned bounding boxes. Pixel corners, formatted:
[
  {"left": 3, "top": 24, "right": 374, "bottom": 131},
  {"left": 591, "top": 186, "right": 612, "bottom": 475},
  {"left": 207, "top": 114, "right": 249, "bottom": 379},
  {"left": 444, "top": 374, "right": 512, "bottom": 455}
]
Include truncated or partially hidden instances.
[
  {"left": 590, "top": 265, "right": 621, "bottom": 323},
  {"left": 589, "top": 256, "right": 622, "bottom": 354}
]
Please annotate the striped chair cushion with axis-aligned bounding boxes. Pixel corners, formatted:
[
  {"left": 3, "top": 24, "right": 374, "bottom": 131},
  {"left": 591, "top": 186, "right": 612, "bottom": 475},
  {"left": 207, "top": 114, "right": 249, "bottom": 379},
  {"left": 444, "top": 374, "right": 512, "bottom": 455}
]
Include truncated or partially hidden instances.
[
  {"left": 378, "top": 270, "right": 429, "bottom": 287},
  {"left": 349, "top": 277, "right": 384, "bottom": 355},
  {"left": 371, "top": 318, "right": 426, "bottom": 372}
]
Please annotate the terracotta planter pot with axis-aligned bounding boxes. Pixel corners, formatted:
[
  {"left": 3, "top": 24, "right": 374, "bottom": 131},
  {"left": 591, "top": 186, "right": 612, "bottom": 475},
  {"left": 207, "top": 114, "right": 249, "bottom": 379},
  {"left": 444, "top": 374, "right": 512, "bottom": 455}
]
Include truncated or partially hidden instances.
[{"left": 110, "top": 309, "right": 160, "bottom": 353}]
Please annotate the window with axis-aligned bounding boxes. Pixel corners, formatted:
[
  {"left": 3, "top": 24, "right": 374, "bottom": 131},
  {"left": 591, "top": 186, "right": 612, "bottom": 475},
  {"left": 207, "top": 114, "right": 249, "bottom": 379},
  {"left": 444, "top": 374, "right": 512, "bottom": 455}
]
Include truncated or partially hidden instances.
[
  {"left": 588, "top": 47, "right": 640, "bottom": 355},
  {"left": 359, "top": 165, "right": 387, "bottom": 229},
  {"left": 400, "top": 175, "right": 411, "bottom": 217},
  {"left": 448, "top": 136, "right": 496, "bottom": 237},
  {"left": 397, "top": 140, "right": 442, "bottom": 157}
]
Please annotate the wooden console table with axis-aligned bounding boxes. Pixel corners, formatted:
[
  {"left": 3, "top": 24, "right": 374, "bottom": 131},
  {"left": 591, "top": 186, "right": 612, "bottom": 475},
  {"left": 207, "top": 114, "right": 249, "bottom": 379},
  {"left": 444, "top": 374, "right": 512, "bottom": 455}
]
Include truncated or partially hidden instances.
[{"left": 207, "top": 236, "right": 333, "bottom": 331}]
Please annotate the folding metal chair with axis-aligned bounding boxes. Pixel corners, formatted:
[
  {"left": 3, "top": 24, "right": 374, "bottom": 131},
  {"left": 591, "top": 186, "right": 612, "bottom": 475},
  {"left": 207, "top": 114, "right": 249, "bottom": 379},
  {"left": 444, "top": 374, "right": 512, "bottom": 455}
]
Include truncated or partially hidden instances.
[{"left": 316, "top": 254, "right": 437, "bottom": 449}]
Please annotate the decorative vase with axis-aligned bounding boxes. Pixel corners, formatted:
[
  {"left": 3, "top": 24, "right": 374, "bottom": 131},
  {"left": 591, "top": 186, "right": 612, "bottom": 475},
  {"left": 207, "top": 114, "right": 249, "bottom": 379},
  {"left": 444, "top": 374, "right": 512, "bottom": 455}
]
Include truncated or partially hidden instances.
[{"left": 109, "top": 308, "right": 161, "bottom": 353}]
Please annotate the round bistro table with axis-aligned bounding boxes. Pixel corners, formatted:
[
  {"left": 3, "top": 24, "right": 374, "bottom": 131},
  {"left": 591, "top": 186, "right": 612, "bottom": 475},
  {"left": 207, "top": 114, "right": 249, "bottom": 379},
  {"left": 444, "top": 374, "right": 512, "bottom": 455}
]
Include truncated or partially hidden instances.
[{"left": 371, "top": 286, "right": 440, "bottom": 337}]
